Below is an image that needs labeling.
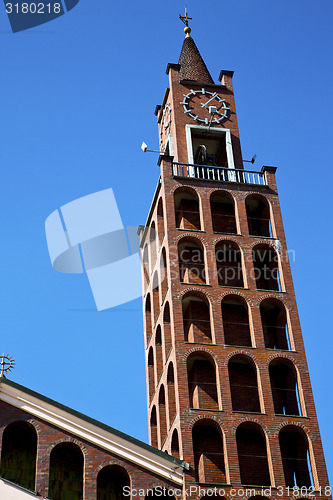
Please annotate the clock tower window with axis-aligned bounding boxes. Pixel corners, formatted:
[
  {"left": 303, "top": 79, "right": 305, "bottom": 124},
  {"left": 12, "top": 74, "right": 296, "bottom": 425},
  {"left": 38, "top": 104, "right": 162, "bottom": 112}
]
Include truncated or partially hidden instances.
[{"left": 185, "top": 125, "right": 235, "bottom": 170}]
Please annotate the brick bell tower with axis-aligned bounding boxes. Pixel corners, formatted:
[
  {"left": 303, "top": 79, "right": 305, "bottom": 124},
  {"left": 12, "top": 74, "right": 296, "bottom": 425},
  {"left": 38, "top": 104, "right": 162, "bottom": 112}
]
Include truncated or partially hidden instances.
[{"left": 139, "top": 12, "right": 330, "bottom": 497}]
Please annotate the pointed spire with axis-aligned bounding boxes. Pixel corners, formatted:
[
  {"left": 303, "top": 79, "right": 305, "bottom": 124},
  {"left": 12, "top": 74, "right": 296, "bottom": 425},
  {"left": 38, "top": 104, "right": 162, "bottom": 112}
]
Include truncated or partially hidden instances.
[{"left": 178, "top": 9, "right": 214, "bottom": 84}]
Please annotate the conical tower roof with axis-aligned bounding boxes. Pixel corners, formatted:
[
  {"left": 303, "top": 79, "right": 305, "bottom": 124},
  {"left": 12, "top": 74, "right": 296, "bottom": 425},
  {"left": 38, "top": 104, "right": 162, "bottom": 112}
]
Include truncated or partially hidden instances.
[{"left": 178, "top": 35, "right": 214, "bottom": 84}]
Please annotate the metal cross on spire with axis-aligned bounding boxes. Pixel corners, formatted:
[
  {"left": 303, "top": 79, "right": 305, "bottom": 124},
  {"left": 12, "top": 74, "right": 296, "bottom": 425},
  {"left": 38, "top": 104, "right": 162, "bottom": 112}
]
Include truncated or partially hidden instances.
[
  {"left": 179, "top": 6, "right": 192, "bottom": 37},
  {"left": 179, "top": 6, "right": 192, "bottom": 27}
]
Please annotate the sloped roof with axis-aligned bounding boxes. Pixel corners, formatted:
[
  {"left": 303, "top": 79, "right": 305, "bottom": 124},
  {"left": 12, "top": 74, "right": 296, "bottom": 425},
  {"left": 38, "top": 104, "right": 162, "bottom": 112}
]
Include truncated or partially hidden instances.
[
  {"left": 178, "top": 35, "right": 214, "bottom": 84},
  {"left": 0, "top": 377, "right": 187, "bottom": 484}
]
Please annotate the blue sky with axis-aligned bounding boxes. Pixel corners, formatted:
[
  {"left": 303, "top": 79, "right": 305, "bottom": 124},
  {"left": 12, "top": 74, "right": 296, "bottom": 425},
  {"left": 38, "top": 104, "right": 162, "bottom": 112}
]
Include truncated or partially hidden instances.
[{"left": 0, "top": 0, "right": 332, "bottom": 481}]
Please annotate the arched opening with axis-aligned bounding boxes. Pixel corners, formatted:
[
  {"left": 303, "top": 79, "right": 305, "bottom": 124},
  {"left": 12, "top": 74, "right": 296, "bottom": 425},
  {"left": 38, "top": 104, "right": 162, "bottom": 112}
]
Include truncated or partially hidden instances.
[
  {"left": 174, "top": 187, "right": 201, "bottom": 231},
  {"left": 216, "top": 241, "right": 244, "bottom": 288},
  {"left": 252, "top": 244, "right": 281, "bottom": 291},
  {"left": 260, "top": 299, "right": 290, "bottom": 350},
  {"left": 167, "top": 363, "right": 177, "bottom": 426},
  {"left": 49, "top": 442, "right": 84, "bottom": 500},
  {"left": 97, "top": 465, "right": 130, "bottom": 500},
  {"left": 222, "top": 295, "right": 252, "bottom": 347},
  {"left": 145, "top": 294, "right": 152, "bottom": 345},
  {"left": 149, "top": 221, "right": 157, "bottom": 266},
  {"left": 163, "top": 302, "right": 172, "bottom": 358},
  {"left": 157, "top": 198, "right": 165, "bottom": 245},
  {"left": 270, "top": 359, "right": 301, "bottom": 416},
  {"left": 246, "top": 194, "right": 272, "bottom": 237},
  {"left": 158, "top": 385, "right": 167, "bottom": 447},
  {"left": 152, "top": 271, "right": 160, "bottom": 324},
  {"left": 192, "top": 421, "right": 226, "bottom": 484},
  {"left": 279, "top": 426, "right": 313, "bottom": 487},
  {"left": 150, "top": 406, "right": 158, "bottom": 448},
  {"left": 155, "top": 326, "right": 163, "bottom": 383},
  {"left": 228, "top": 355, "right": 261, "bottom": 412},
  {"left": 188, "top": 353, "right": 218, "bottom": 410},
  {"left": 236, "top": 422, "right": 271, "bottom": 486},
  {"left": 182, "top": 293, "right": 212, "bottom": 343},
  {"left": 143, "top": 244, "right": 150, "bottom": 287},
  {"left": 160, "top": 248, "right": 168, "bottom": 302},
  {"left": 210, "top": 191, "right": 237, "bottom": 234},
  {"left": 178, "top": 238, "right": 206, "bottom": 284},
  {"left": 148, "top": 347, "right": 155, "bottom": 401},
  {"left": 0, "top": 421, "right": 37, "bottom": 491},
  {"left": 171, "top": 429, "right": 180, "bottom": 459}
]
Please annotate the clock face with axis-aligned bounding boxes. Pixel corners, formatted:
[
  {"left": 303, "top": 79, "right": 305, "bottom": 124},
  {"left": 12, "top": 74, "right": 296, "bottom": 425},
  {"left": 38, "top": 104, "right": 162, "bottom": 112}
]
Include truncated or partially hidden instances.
[
  {"left": 160, "top": 104, "right": 171, "bottom": 151},
  {"left": 180, "top": 88, "right": 230, "bottom": 124}
]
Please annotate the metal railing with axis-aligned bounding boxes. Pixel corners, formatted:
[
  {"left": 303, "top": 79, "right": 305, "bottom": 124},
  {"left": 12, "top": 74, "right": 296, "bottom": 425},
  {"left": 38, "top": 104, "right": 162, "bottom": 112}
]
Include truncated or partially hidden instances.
[{"left": 172, "top": 162, "right": 266, "bottom": 186}]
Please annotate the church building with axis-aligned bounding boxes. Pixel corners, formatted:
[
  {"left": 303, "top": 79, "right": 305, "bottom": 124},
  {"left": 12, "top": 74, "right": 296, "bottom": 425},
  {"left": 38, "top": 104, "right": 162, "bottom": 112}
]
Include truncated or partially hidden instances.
[{"left": 0, "top": 13, "right": 330, "bottom": 500}]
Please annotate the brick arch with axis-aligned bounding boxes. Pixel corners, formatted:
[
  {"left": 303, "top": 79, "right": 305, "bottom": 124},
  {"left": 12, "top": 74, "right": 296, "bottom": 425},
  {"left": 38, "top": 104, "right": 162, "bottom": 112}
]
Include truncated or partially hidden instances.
[
  {"left": 274, "top": 421, "right": 314, "bottom": 440},
  {"left": 173, "top": 232, "right": 209, "bottom": 246},
  {"left": 249, "top": 238, "right": 283, "bottom": 256},
  {"left": 266, "top": 351, "right": 299, "bottom": 366},
  {"left": 189, "top": 413, "right": 222, "bottom": 428},
  {"left": 178, "top": 286, "right": 214, "bottom": 302},
  {"left": 183, "top": 346, "right": 218, "bottom": 362},
  {"left": 231, "top": 417, "right": 271, "bottom": 437},
  {"left": 225, "top": 349, "right": 261, "bottom": 367},
  {"left": 0, "top": 417, "right": 42, "bottom": 439},
  {"left": 46, "top": 437, "right": 88, "bottom": 457},
  {"left": 252, "top": 293, "right": 291, "bottom": 307},
  {"left": 94, "top": 460, "right": 132, "bottom": 482},
  {"left": 208, "top": 187, "right": 237, "bottom": 204},
  {"left": 245, "top": 191, "right": 273, "bottom": 209},
  {"left": 219, "top": 289, "right": 255, "bottom": 307},
  {"left": 214, "top": 235, "right": 243, "bottom": 246}
]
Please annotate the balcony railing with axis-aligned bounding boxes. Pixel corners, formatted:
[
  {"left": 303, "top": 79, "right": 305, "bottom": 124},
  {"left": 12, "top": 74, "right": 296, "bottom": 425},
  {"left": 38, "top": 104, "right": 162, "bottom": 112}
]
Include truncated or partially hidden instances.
[{"left": 172, "top": 162, "right": 266, "bottom": 186}]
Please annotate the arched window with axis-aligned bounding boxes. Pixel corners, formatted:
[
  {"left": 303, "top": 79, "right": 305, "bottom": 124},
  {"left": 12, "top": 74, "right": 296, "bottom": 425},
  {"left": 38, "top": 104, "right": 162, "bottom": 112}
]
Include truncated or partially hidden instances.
[
  {"left": 157, "top": 198, "right": 165, "bottom": 245},
  {"left": 270, "top": 359, "right": 301, "bottom": 416},
  {"left": 260, "top": 299, "right": 290, "bottom": 350},
  {"left": 222, "top": 295, "right": 252, "bottom": 347},
  {"left": 155, "top": 326, "right": 163, "bottom": 383},
  {"left": 143, "top": 244, "right": 150, "bottom": 286},
  {"left": 150, "top": 406, "right": 158, "bottom": 448},
  {"left": 167, "top": 363, "right": 177, "bottom": 426},
  {"left": 160, "top": 248, "right": 168, "bottom": 302},
  {"left": 182, "top": 293, "right": 212, "bottom": 343},
  {"left": 152, "top": 271, "right": 160, "bottom": 324},
  {"left": 246, "top": 194, "right": 272, "bottom": 237},
  {"left": 150, "top": 221, "right": 157, "bottom": 265},
  {"left": 178, "top": 238, "right": 206, "bottom": 284},
  {"left": 188, "top": 354, "right": 218, "bottom": 410},
  {"left": 216, "top": 241, "right": 244, "bottom": 288},
  {"left": 210, "top": 191, "right": 237, "bottom": 234},
  {"left": 49, "top": 443, "right": 84, "bottom": 500},
  {"left": 192, "top": 421, "right": 226, "bottom": 484},
  {"left": 163, "top": 302, "right": 172, "bottom": 358},
  {"left": 0, "top": 421, "right": 37, "bottom": 491},
  {"left": 145, "top": 294, "right": 152, "bottom": 345},
  {"left": 171, "top": 429, "right": 180, "bottom": 459},
  {"left": 279, "top": 426, "right": 313, "bottom": 487},
  {"left": 148, "top": 347, "right": 155, "bottom": 401},
  {"left": 236, "top": 422, "right": 271, "bottom": 486},
  {"left": 228, "top": 355, "right": 261, "bottom": 412},
  {"left": 174, "top": 187, "right": 201, "bottom": 231},
  {"left": 252, "top": 244, "right": 281, "bottom": 291},
  {"left": 97, "top": 465, "right": 130, "bottom": 500},
  {"left": 158, "top": 385, "right": 167, "bottom": 447}
]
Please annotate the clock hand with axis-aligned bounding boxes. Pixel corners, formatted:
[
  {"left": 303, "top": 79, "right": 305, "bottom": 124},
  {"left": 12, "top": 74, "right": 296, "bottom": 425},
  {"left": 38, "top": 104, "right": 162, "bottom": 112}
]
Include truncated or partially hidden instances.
[{"left": 201, "top": 93, "right": 217, "bottom": 108}]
